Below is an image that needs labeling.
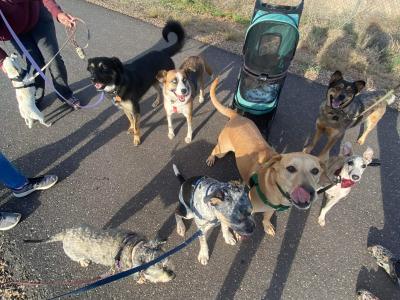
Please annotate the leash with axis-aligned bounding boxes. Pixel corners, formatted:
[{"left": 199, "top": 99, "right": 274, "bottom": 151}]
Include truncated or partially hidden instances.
[
  {"left": 47, "top": 229, "right": 203, "bottom": 299},
  {"left": 344, "top": 83, "right": 400, "bottom": 121},
  {"left": 0, "top": 9, "right": 104, "bottom": 110},
  {"left": 0, "top": 273, "right": 109, "bottom": 288},
  {"left": 26, "top": 18, "right": 90, "bottom": 82}
]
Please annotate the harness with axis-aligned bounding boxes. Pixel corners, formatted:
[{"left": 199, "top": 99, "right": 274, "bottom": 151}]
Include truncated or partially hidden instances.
[
  {"left": 179, "top": 176, "right": 220, "bottom": 226},
  {"left": 249, "top": 174, "right": 290, "bottom": 212},
  {"left": 114, "top": 233, "right": 144, "bottom": 269}
]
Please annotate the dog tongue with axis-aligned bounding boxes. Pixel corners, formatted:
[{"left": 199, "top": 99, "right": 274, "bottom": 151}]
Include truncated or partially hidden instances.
[
  {"left": 94, "top": 83, "right": 103, "bottom": 89},
  {"left": 291, "top": 187, "right": 310, "bottom": 204}
]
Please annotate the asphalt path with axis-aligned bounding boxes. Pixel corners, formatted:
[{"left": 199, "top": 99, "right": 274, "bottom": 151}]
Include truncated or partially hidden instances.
[{"left": 0, "top": 1, "right": 399, "bottom": 299}]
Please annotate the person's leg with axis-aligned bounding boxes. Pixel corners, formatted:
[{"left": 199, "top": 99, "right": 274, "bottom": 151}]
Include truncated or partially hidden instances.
[
  {"left": 0, "top": 152, "right": 58, "bottom": 198},
  {"left": 0, "top": 152, "right": 28, "bottom": 190},
  {"left": 10, "top": 33, "right": 46, "bottom": 102},
  {"left": 30, "top": 4, "right": 77, "bottom": 105}
]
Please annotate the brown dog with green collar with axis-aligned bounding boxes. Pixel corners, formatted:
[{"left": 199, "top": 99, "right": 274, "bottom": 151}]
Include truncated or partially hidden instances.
[{"left": 206, "top": 77, "right": 325, "bottom": 236}]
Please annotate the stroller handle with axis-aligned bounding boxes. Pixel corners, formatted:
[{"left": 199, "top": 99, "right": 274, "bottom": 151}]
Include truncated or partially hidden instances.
[{"left": 255, "top": 0, "right": 304, "bottom": 15}]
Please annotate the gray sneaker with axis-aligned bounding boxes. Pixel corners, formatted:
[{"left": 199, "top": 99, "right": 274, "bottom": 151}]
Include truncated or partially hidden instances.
[
  {"left": 12, "top": 175, "right": 58, "bottom": 198},
  {"left": 0, "top": 212, "right": 21, "bottom": 231}
]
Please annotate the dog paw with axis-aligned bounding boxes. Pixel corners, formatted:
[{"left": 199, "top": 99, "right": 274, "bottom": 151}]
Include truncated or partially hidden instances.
[
  {"left": 199, "top": 96, "right": 204, "bottom": 104},
  {"left": 198, "top": 252, "right": 209, "bottom": 265},
  {"left": 79, "top": 259, "right": 91, "bottom": 267},
  {"left": 133, "top": 135, "right": 141, "bottom": 146},
  {"left": 318, "top": 217, "right": 326, "bottom": 227},
  {"left": 168, "top": 132, "right": 175, "bottom": 140},
  {"left": 206, "top": 155, "right": 215, "bottom": 167},
  {"left": 223, "top": 233, "right": 237, "bottom": 245},
  {"left": 176, "top": 222, "right": 186, "bottom": 237},
  {"left": 357, "top": 138, "right": 365, "bottom": 145},
  {"left": 185, "top": 136, "right": 192, "bottom": 144},
  {"left": 263, "top": 223, "right": 276, "bottom": 237}
]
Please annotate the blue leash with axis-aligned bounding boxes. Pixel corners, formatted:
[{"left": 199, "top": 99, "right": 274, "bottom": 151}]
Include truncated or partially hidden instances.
[
  {"left": 0, "top": 9, "right": 105, "bottom": 109},
  {"left": 48, "top": 230, "right": 203, "bottom": 299}
]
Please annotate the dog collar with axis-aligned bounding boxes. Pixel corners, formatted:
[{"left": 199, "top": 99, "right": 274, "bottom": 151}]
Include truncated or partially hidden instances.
[
  {"left": 13, "top": 83, "right": 36, "bottom": 89},
  {"left": 249, "top": 174, "right": 290, "bottom": 212},
  {"left": 340, "top": 178, "right": 356, "bottom": 189},
  {"left": 114, "top": 233, "right": 144, "bottom": 269}
]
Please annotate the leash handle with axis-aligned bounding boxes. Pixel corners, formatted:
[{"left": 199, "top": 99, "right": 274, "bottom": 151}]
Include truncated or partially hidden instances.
[{"left": 49, "top": 230, "right": 203, "bottom": 299}]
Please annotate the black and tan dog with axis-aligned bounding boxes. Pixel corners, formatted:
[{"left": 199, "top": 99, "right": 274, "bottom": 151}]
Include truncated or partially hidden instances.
[
  {"left": 304, "top": 71, "right": 395, "bottom": 160},
  {"left": 156, "top": 56, "right": 212, "bottom": 143},
  {"left": 87, "top": 20, "right": 185, "bottom": 146}
]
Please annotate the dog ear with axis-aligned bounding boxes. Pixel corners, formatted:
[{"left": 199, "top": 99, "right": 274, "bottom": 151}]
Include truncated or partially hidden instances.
[
  {"left": 205, "top": 190, "right": 225, "bottom": 206},
  {"left": 156, "top": 70, "right": 167, "bottom": 83},
  {"left": 363, "top": 147, "right": 374, "bottom": 164},
  {"left": 342, "top": 142, "right": 353, "bottom": 157},
  {"left": 111, "top": 57, "right": 123, "bottom": 74},
  {"left": 329, "top": 71, "right": 343, "bottom": 84},
  {"left": 354, "top": 80, "right": 366, "bottom": 94},
  {"left": 265, "top": 154, "right": 282, "bottom": 169}
]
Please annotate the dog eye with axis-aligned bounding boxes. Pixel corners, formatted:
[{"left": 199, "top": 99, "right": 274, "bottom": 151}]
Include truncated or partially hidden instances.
[
  {"left": 182, "top": 78, "right": 187, "bottom": 82},
  {"left": 310, "top": 168, "right": 319, "bottom": 175},
  {"left": 286, "top": 166, "right": 297, "bottom": 173},
  {"left": 172, "top": 79, "right": 177, "bottom": 84},
  {"left": 361, "top": 164, "right": 366, "bottom": 168},
  {"left": 348, "top": 161, "right": 353, "bottom": 166}
]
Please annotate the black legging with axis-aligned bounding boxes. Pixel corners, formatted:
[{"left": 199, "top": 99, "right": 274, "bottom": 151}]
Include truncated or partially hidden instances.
[{"left": 11, "top": 4, "right": 73, "bottom": 102}]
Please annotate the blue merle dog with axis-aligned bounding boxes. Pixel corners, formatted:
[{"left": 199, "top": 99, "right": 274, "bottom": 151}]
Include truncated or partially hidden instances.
[{"left": 173, "top": 164, "right": 255, "bottom": 265}]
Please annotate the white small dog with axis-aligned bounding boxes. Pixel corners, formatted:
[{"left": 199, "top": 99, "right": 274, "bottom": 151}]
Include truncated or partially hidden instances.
[
  {"left": 318, "top": 142, "right": 373, "bottom": 226},
  {"left": 2, "top": 54, "right": 50, "bottom": 128}
]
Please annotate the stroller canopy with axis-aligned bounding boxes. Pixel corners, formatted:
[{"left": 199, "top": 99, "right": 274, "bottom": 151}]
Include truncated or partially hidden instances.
[{"left": 243, "top": 11, "right": 300, "bottom": 77}]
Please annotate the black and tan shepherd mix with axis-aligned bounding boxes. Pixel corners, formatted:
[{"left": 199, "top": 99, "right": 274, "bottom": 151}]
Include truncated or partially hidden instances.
[
  {"left": 304, "top": 70, "right": 395, "bottom": 160},
  {"left": 87, "top": 20, "right": 185, "bottom": 146}
]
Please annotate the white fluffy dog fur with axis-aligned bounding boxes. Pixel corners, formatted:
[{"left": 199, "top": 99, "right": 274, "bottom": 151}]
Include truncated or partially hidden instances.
[{"left": 2, "top": 54, "right": 51, "bottom": 128}]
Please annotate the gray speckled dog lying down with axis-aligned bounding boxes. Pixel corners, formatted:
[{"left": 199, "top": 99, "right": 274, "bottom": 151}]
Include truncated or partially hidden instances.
[
  {"left": 24, "top": 225, "right": 175, "bottom": 284},
  {"left": 173, "top": 164, "right": 255, "bottom": 265}
]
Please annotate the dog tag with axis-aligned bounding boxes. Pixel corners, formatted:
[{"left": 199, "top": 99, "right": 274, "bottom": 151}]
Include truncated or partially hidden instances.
[
  {"left": 173, "top": 106, "right": 178, "bottom": 113},
  {"left": 114, "top": 95, "right": 122, "bottom": 103}
]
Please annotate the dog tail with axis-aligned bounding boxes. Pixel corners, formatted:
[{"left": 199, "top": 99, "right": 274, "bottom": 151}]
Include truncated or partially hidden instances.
[
  {"left": 173, "top": 164, "right": 186, "bottom": 184},
  {"left": 162, "top": 20, "right": 185, "bottom": 57},
  {"left": 24, "top": 232, "right": 65, "bottom": 244},
  {"left": 210, "top": 77, "right": 238, "bottom": 119}
]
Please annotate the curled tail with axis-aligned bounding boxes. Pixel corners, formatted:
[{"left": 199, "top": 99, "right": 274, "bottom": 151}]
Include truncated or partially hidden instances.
[
  {"left": 162, "top": 20, "right": 185, "bottom": 57},
  {"left": 210, "top": 77, "right": 238, "bottom": 119},
  {"left": 173, "top": 164, "right": 185, "bottom": 184},
  {"left": 24, "top": 232, "right": 65, "bottom": 244}
]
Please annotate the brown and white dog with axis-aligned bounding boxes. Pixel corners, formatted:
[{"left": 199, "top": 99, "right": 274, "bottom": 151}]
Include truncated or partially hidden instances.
[
  {"left": 206, "top": 77, "right": 325, "bottom": 236},
  {"left": 156, "top": 56, "right": 212, "bottom": 143}
]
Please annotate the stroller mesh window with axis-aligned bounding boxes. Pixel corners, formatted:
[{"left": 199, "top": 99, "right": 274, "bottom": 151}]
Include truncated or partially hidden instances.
[{"left": 244, "top": 21, "right": 298, "bottom": 76}]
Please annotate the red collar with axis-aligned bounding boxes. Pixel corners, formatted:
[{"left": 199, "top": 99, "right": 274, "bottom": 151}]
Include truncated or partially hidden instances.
[
  {"left": 334, "top": 168, "right": 356, "bottom": 188},
  {"left": 341, "top": 178, "right": 356, "bottom": 188},
  {"left": 173, "top": 106, "right": 178, "bottom": 113}
]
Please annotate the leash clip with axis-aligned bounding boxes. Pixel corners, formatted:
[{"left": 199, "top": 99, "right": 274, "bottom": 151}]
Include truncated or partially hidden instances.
[{"left": 76, "top": 47, "right": 86, "bottom": 60}]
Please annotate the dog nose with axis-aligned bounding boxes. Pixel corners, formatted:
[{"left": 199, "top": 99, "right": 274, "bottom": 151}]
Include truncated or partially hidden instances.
[
  {"left": 181, "top": 88, "right": 187, "bottom": 94},
  {"left": 352, "top": 174, "right": 360, "bottom": 181}
]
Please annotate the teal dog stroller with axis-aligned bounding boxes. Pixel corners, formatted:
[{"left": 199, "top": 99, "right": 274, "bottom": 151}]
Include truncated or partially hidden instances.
[{"left": 233, "top": 0, "right": 304, "bottom": 136}]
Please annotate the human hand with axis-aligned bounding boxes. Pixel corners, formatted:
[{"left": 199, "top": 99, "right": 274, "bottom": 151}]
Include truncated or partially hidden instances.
[{"left": 57, "top": 12, "right": 76, "bottom": 28}]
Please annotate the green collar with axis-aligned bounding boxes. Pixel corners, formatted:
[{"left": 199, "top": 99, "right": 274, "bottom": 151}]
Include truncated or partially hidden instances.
[{"left": 249, "top": 174, "right": 290, "bottom": 212}]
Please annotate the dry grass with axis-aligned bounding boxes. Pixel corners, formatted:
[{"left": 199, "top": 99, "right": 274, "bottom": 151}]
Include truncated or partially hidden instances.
[{"left": 86, "top": 0, "right": 400, "bottom": 89}]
